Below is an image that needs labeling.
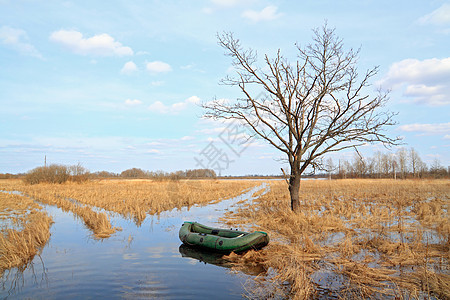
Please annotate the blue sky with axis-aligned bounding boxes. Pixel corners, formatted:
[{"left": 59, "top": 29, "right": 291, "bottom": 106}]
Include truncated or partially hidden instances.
[{"left": 1, "top": 0, "right": 449, "bottom": 175}]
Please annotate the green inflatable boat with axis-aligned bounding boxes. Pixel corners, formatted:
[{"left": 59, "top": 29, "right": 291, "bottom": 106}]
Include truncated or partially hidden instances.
[{"left": 179, "top": 221, "right": 269, "bottom": 253}]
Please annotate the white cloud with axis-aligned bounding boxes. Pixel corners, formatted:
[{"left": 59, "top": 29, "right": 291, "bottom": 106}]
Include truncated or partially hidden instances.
[
  {"left": 202, "top": 7, "right": 214, "bottom": 14},
  {"left": 146, "top": 141, "right": 166, "bottom": 146},
  {"left": 146, "top": 61, "right": 172, "bottom": 73},
  {"left": 198, "top": 127, "right": 227, "bottom": 135},
  {"left": 135, "top": 50, "right": 150, "bottom": 56},
  {"left": 124, "top": 99, "right": 142, "bottom": 106},
  {"left": 49, "top": 30, "right": 133, "bottom": 56},
  {"left": 31, "top": 136, "right": 131, "bottom": 150},
  {"left": 148, "top": 96, "right": 201, "bottom": 114},
  {"left": 398, "top": 122, "right": 450, "bottom": 135},
  {"left": 181, "top": 136, "right": 194, "bottom": 141},
  {"left": 0, "top": 26, "right": 43, "bottom": 58},
  {"left": 181, "top": 63, "right": 194, "bottom": 70},
  {"left": 186, "top": 96, "right": 201, "bottom": 104},
  {"left": 403, "top": 84, "right": 447, "bottom": 105},
  {"left": 419, "top": 3, "right": 450, "bottom": 26},
  {"left": 151, "top": 80, "right": 165, "bottom": 86},
  {"left": 121, "top": 61, "right": 138, "bottom": 74},
  {"left": 404, "top": 84, "right": 441, "bottom": 96},
  {"left": 146, "top": 149, "right": 160, "bottom": 154},
  {"left": 380, "top": 57, "right": 450, "bottom": 106},
  {"left": 242, "top": 6, "right": 282, "bottom": 22},
  {"left": 202, "top": 98, "right": 230, "bottom": 107},
  {"left": 381, "top": 58, "right": 450, "bottom": 86},
  {"left": 206, "top": 136, "right": 221, "bottom": 142},
  {"left": 148, "top": 101, "right": 169, "bottom": 114},
  {"left": 211, "top": 0, "right": 241, "bottom": 7},
  {"left": 172, "top": 102, "right": 188, "bottom": 111},
  {"left": 180, "top": 63, "right": 205, "bottom": 73},
  {"left": 204, "top": 0, "right": 254, "bottom": 12}
]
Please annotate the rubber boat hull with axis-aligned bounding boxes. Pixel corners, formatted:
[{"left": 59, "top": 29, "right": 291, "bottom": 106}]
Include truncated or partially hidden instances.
[{"left": 179, "top": 221, "right": 269, "bottom": 253}]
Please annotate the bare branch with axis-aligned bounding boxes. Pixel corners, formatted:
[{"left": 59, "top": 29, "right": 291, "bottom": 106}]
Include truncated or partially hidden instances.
[{"left": 204, "top": 25, "right": 400, "bottom": 211}]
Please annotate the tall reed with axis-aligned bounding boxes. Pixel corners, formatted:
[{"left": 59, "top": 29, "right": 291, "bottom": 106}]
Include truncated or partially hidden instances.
[
  {"left": 223, "top": 179, "right": 449, "bottom": 299},
  {"left": 1, "top": 179, "right": 256, "bottom": 226},
  {"left": 0, "top": 193, "right": 53, "bottom": 276}
]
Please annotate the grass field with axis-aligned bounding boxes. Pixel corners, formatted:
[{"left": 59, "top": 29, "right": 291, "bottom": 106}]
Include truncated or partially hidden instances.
[
  {"left": 1, "top": 178, "right": 448, "bottom": 298},
  {"left": 222, "top": 179, "right": 450, "bottom": 299}
]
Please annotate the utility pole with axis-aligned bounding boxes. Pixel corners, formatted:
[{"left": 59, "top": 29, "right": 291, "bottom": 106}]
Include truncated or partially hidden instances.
[{"left": 44, "top": 155, "right": 47, "bottom": 167}]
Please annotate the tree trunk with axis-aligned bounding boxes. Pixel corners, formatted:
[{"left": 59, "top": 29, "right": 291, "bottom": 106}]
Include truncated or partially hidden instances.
[{"left": 289, "top": 173, "right": 301, "bottom": 211}]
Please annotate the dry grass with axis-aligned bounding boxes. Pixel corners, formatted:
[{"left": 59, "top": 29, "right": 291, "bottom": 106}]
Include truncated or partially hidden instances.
[
  {"left": 0, "top": 182, "right": 119, "bottom": 239},
  {"left": 0, "top": 192, "right": 53, "bottom": 276},
  {"left": 222, "top": 179, "right": 450, "bottom": 299},
  {"left": 0, "top": 178, "right": 258, "bottom": 275},
  {"left": 72, "top": 205, "right": 119, "bottom": 239},
  {"left": 0, "top": 179, "right": 256, "bottom": 234},
  {"left": 1, "top": 179, "right": 256, "bottom": 223}
]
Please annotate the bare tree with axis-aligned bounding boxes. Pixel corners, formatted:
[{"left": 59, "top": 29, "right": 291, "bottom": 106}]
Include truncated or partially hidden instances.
[
  {"left": 325, "top": 157, "right": 335, "bottom": 179},
  {"left": 430, "top": 158, "right": 446, "bottom": 177},
  {"left": 352, "top": 151, "right": 367, "bottom": 178},
  {"left": 203, "top": 24, "right": 400, "bottom": 211},
  {"left": 340, "top": 160, "right": 352, "bottom": 179},
  {"left": 373, "top": 151, "right": 384, "bottom": 178},
  {"left": 380, "top": 153, "right": 392, "bottom": 177},
  {"left": 391, "top": 153, "right": 398, "bottom": 179},
  {"left": 417, "top": 159, "right": 428, "bottom": 178},
  {"left": 69, "top": 163, "right": 90, "bottom": 182},
  {"left": 120, "top": 168, "right": 147, "bottom": 178},
  {"left": 409, "top": 147, "right": 421, "bottom": 178},
  {"left": 396, "top": 147, "right": 408, "bottom": 179}
]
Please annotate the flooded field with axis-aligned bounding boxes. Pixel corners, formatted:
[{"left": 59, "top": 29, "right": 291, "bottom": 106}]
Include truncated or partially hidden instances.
[
  {"left": 1, "top": 183, "right": 268, "bottom": 299},
  {"left": 224, "top": 179, "right": 450, "bottom": 299},
  {"left": 1, "top": 179, "right": 449, "bottom": 299}
]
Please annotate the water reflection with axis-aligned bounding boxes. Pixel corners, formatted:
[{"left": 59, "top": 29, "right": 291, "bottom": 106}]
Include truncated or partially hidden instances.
[
  {"left": 179, "top": 245, "right": 267, "bottom": 278},
  {"left": 179, "top": 244, "right": 233, "bottom": 268},
  {"left": 1, "top": 255, "right": 48, "bottom": 298}
]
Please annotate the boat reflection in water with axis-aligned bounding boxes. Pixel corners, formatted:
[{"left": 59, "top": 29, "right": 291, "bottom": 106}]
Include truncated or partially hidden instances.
[
  {"left": 179, "top": 244, "right": 233, "bottom": 267},
  {"left": 178, "top": 244, "right": 285, "bottom": 299},
  {"left": 178, "top": 244, "right": 266, "bottom": 277}
]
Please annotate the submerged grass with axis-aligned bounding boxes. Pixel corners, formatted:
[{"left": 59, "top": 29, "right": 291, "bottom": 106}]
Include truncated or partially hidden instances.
[
  {"left": 0, "top": 178, "right": 258, "bottom": 275},
  {"left": 0, "top": 184, "right": 119, "bottom": 239},
  {"left": 222, "top": 179, "right": 450, "bottom": 299},
  {"left": 0, "top": 179, "right": 257, "bottom": 239},
  {"left": 0, "top": 193, "right": 53, "bottom": 276},
  {"left": 0, "top": 179, "right": 256, "bottom": 226}
]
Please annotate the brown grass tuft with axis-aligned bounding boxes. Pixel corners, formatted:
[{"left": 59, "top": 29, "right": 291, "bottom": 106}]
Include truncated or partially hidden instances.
[
  {"left": 222, "top": 179, "right": 450, "bottom": 298},
  {"left": 0, "top": 193, "right": 53, "bottom": 276}
]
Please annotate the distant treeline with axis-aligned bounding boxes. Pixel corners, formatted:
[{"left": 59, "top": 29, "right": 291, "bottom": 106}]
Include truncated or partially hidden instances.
[
  {"left": 93, "top": 168, "right": 217, "bottom": 180},
  {"left": 3, "top": 165, "right": 217, "bottom": 184},
  {"left": 1, "top": 147, "right": 448, "bottom": 183},
  {"left": 23, "top": 164, "right": 90, "bottom": 184},
  {"left": 327, "top": 147, "right": 449, "bottom": 179}
]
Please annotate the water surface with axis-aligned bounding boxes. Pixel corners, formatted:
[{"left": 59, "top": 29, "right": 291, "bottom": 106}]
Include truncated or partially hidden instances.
[{"left": 1, "top": 184, "right": 267, "bottom": 299}]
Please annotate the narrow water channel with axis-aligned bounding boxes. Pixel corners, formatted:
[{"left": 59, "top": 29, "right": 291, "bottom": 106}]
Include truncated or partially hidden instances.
[{"left": 1, "top": 184, "right": 268, "bottom": 299}]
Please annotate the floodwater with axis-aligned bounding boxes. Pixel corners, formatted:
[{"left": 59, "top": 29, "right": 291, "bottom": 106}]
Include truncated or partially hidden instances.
[{"left": 1, "top": 184, "right": 268, "bottom": 299}]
